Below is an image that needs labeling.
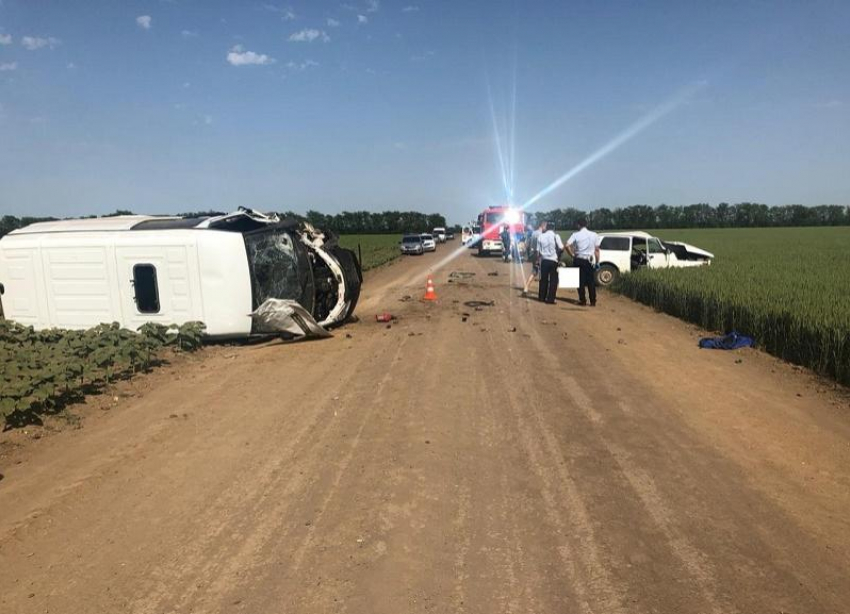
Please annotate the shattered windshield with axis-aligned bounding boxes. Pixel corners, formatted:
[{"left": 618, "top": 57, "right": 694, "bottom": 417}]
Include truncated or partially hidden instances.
[{"left": 244, "top": 227, "right": 315, "bottom": 312}]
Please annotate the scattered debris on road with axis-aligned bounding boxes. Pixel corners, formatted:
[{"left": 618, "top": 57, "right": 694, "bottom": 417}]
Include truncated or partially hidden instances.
[{"left": 448, "top": 271, "right": 476, "bottom": 283}]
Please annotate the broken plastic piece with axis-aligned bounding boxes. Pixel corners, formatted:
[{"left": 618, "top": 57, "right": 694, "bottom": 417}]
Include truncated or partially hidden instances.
[{"left": 250, "top": 298, "right": 331, "bottom": 339}]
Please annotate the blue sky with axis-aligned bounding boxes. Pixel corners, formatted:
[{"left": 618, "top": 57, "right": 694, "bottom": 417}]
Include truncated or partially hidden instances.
[{"left": 0, "top": 0, "right": 848, "bottom": 223}]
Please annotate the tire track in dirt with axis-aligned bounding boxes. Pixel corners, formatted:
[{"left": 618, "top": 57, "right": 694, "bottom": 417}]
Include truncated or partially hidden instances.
[
  {"left": 518, "top": 285, "right": 846, "bottom": 613},
  {"left": 467, "top": 263, "right": 630, "bottom": 614},
  {"left": 127, "top": 348, "right": 384, "bottom": 613},
  {"left": 520, "top": 310, "right": 733, "bottom": 614}
]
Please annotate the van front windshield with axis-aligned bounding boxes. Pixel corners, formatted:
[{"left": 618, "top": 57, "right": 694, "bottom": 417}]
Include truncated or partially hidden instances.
[{"left": 244, "top": 227, "right": 315, "bottom": 311}]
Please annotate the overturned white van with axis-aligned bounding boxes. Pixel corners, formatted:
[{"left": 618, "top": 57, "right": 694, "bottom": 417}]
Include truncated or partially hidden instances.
[{"left": 0, "top": 208, "right": 362, "bottom": 338}]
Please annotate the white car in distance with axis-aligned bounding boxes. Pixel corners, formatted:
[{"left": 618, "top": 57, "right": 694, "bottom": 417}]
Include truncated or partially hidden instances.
[
  {"left": 419, "top": 233, "right": 437, "bottom": 252},
  {"left": 595, "top": 231, "right": 714, "bottom": 286}
]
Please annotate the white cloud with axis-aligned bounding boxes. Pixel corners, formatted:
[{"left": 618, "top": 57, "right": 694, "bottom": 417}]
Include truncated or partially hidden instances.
[
  {"left": 0, "top": 61, "right": 17, "bottom": 71},
  {"left": 357, "top": 14, "right": 368, "bottom": 24},
  {"left": 226, "top": 44, "right": 275, "bottom": 66},
  {"left": 327, "top": 18, "right": 340, "bottom": 27},
  {"left": 263, "top": 4, "right": 296, "bottom": 20},
  {"left": 366, "top": 0, "right": 380, "bottom": 12},
  {"left": 204, "top": 114, "right": 213, "bottom": 125},
  {"left": 181, "top": 29, "right": 199, "bottom": 38},
  {"left": 286, "top": 59, "right": 319, "bottom": 71},
  {"left": 0, "top": 33, "right": 12, "bottom": 45},
  {"left": 288, "top": 28, "right": 330, "bottom": 43},
  {"left": 402, "top": 5, "right": 420, "bottom": 12},
  {"left": 136, "top": 15, "right": 152, "bottom": 30},
  {"left": 67, "top": 62, "right": 76, "bottom": 69},
  {"left": 21, "top": 36, "right": 61, "bottom": 50}
]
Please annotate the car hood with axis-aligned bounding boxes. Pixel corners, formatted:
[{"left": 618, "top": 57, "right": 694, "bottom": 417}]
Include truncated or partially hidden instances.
[{"left": 663, "top": 241, "right": 714, "bottom": 259}]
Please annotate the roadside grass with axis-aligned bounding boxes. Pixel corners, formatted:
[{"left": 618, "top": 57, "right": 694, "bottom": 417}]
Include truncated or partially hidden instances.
[
  {"left": 339, "top": 234, "right": 401, "bottom": 271},
  {"left": 611, "top": 227, "right": 850, "bottom": 386}
]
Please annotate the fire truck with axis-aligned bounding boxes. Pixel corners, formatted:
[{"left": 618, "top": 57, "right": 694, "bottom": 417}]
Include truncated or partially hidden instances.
[{"left": 475, "top": 206, "right": 527, "bottom": 256}]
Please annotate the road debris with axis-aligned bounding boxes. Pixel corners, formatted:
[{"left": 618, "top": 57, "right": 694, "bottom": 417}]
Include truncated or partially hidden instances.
[
  {"left": 464, "top": 300, "right": 495, "bottom": 308},
  {"left": 448, "top": 271, "right": 476, "bottom": 283}
]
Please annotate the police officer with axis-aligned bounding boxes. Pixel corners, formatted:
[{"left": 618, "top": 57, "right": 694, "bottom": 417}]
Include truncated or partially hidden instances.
[
  {"left": 537, "top": 221, "right": 564, "bottom": 304},
  {"left": 500, "top": 225, "right": 512, "bottom": 262},
  {"left": 566, "top": 218, "right": 601, "bottom": 306}
]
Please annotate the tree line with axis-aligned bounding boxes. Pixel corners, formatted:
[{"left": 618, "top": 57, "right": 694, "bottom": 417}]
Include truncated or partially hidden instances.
[
  {"left": 533, "top": 203, "right": 850, "bottom": 231},
  {"left": 0, "top": 209, "right": 449, "bottom": 239},
  {"left": 2, "top": 203, "right": 849, "bottom": 239}
]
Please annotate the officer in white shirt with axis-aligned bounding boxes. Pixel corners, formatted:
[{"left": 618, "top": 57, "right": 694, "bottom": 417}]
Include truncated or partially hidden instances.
[
  {"left": 566, "top": 218, "right": 601, "bottom": 306},
  {"left": 536, "top": 221, "right": 564, "bottom": 304}
]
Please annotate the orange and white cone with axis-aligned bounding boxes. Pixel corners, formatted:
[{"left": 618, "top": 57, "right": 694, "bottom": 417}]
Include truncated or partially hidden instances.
[{"left": 422, "top": 274, "right": 438, "bottom": 301}]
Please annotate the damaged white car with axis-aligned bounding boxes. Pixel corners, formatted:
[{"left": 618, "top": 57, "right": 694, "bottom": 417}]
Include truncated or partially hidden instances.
[
  {"left": 0, "top": 207, "right": 362, "bottom": 338},
  {"left": 594, "top": 231, "right": 714, "bottom": 286}
]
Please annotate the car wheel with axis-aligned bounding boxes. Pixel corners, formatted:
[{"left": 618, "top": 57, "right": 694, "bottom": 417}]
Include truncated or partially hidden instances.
[{"left": 595, "top": 264, "right": 619, "bottom": 286}]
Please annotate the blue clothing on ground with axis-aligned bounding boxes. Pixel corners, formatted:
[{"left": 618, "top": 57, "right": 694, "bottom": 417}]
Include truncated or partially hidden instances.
[{"left": 698, "top": 331, "right": 755, "bottom": 350}]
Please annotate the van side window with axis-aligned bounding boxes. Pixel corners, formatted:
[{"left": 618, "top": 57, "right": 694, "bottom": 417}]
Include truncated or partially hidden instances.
[
  {"left": 600, "top": 236, "right": 630, "bottom": 251},
  {"left": 133, "top": 264, "right": 160, "bottom": 314}
]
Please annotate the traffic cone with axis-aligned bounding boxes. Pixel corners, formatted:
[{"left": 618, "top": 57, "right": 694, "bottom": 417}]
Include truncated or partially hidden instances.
[{"left": 422, "top": 274, "right": 438, "bottom": 301}]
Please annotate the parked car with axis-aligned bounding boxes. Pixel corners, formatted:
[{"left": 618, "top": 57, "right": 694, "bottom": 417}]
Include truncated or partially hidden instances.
[
  {"left": 400, "top": 234, "right": 425, "bottom": 255},
  {"left": 595, "top": 231, "right": 714, "bottom": 286},
  {"left": 420, "top": 233, "right": 437, "bottom": 252},
  {"left": 432, "top": 227, "right": 447, "bottom": 243}
]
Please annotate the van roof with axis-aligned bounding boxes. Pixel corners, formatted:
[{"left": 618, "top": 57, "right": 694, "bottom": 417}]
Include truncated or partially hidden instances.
[{"left": 9, "top": 215, "right": 179, "bottom": 235}]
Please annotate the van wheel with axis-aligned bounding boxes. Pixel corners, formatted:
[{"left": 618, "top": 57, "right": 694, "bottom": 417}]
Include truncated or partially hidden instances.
[{"left": 596, "top": 264, "right": 619, "bottom": 286}]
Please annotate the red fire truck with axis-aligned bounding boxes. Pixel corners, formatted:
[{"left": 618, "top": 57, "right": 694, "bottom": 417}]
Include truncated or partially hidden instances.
[{"left": 476, "top": 206, "right": 527, "bottom": 256}]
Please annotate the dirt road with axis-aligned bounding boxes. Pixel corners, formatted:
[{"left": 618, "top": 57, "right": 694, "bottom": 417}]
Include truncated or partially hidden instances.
[{"left": 1, "top": 246, "right": 849, "bottom": 614}]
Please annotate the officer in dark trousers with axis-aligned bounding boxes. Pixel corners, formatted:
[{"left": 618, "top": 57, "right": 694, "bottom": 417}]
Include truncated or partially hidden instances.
[
  {"left": 536, "top": 221, "right": 564, "bottom": 304},
  {"left": 566, "top": 218, "right": 601, "bottom": 306},
  {"left": 500, "top": 225, "right": 512, "bottom": 262}
]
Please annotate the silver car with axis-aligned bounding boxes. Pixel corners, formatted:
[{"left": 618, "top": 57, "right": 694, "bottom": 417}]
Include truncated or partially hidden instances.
[{"left": 400, "top": 234, "right": 425, "bottom": 255}]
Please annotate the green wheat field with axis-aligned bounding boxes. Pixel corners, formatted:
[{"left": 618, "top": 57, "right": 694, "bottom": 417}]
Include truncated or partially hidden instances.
[{"left": 612, "top": 227, "right": 850, "bottom": 386}]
